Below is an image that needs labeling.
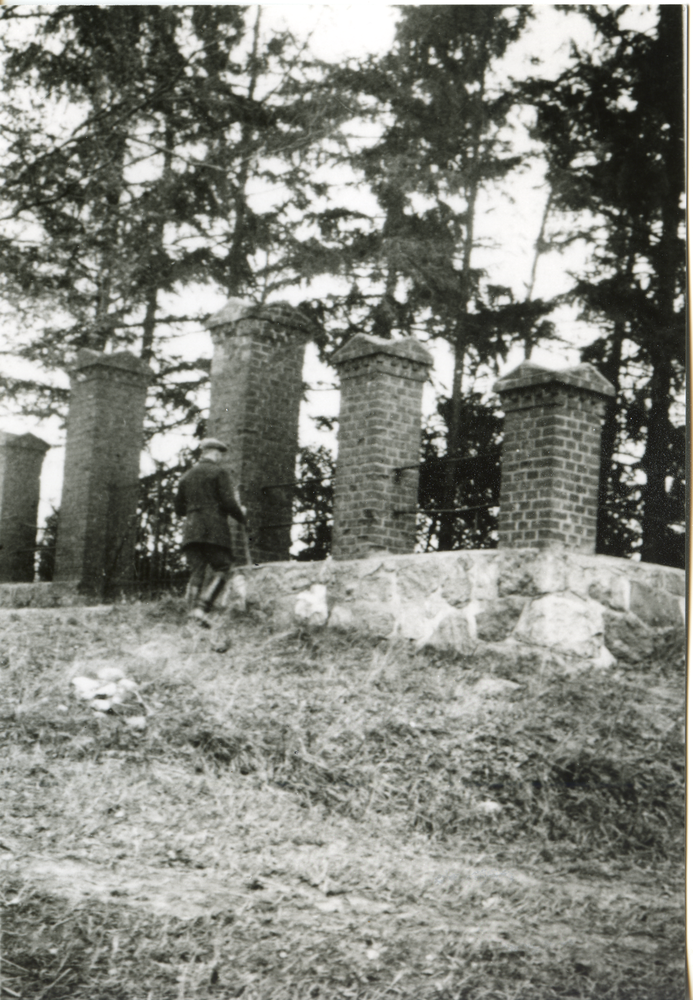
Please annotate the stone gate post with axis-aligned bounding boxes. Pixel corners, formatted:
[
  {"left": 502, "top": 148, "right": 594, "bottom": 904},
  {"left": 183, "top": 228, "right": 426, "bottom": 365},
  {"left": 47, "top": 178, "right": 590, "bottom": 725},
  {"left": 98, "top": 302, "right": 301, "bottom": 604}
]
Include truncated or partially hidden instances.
[
  {"left": 205, "top": 300, "right": 314, "bottom": 564},
  {"left": 54, "top": 349, "right": 150, "bottom": 594},
  {"left": 494, "top": 360, "right": 615, "bottom": 552},
  {"left": 331, "top": 334, "right": 433, "bottom": 561},
  {"left": 0, "top": 431, "right": 50, "bottom": 582}
]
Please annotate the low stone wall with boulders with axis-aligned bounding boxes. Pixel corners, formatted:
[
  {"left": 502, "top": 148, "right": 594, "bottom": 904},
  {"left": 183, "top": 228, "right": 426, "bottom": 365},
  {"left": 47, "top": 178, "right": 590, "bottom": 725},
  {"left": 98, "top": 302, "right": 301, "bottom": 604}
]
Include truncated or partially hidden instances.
[
  {"left": 0, "top": 581, "right": 85, "bottom": 608},
  {"left": 229, "top": 550, "right": 685, "bottom": 673}
]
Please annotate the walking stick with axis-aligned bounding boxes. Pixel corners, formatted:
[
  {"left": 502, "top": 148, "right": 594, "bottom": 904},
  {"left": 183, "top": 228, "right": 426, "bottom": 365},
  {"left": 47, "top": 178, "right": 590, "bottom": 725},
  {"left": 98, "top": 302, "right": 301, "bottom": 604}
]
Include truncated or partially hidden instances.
[{"left": 233, "top": 486, "right": 253, "bottom": 566}]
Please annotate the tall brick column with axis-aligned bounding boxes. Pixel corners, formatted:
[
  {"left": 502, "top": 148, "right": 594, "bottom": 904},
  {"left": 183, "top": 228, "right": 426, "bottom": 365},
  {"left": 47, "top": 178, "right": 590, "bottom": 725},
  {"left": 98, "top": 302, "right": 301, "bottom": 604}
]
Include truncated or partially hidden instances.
[
  {"left": 205, "top": 300, "right": 314, "bottom": 564},
  {"left": 0, "top": 431, "right": 49, "bottom": 582},
  {"left": 494, "top": 360, "right": 615, "bottom": 552},
  {"left": 54, "top": 350, "right": 150, "bottom": 594},
  {"left": 331, "top": 334, "right": 433, "bottom": 561}
]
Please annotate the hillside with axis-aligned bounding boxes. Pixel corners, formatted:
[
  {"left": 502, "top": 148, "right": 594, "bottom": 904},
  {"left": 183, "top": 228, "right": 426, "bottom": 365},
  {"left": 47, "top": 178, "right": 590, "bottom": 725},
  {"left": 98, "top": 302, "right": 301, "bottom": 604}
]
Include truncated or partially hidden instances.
[{"left": 0, "top": 599, "right": 685, "bottom": 1000}]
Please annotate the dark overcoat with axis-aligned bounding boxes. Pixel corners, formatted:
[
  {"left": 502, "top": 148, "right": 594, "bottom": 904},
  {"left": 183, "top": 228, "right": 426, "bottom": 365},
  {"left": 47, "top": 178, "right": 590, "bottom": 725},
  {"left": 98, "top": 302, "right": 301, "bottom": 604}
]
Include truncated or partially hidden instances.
[{"left": 174, "top": 459, "right": 246, "bottom": 552}]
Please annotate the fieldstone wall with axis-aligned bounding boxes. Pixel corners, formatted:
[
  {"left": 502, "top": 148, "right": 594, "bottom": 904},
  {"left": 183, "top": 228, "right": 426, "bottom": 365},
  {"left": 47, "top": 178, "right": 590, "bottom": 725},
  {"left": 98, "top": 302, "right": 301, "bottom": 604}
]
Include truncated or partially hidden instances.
[
  {"left": 0, "top": 431, "right": 49, "bottom": 582},
  {"left": 205, "top": 300, "right": 314, "bottom": 564},
  {"left": 228, "top": 550, "right": 685, "bottom": 673},
  {"left": 0, "top": 581, "right": 84, "bottom": 608}
]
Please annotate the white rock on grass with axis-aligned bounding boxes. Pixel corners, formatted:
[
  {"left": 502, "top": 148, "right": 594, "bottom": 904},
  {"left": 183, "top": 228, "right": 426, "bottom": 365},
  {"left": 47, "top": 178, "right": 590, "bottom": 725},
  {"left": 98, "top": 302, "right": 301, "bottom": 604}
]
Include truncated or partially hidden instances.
[
  {"left": 95, "top": 665, "right": 126, "bottom": 683},
  {"left": 473, "top": 677, "right": 522, "bottom": 698},
  {"left": 90, "top": 681, "right": 118, "bottom": 712},
  {"left": 134, "top": 640, "right": 180, "bottom": 665},
  {"left": 124, "top": 715, "right": 147, "bottom": 731},
  {"left": 71, "top": 676, "right": 102, "bottom": 701},
  {"left": 476, "top": 800, "right": 503, "bottom": 815},
  {"left": 71, "top": 660, "right": 126, "bottom": 683},
  {"left": 71, "top": 673, "right": 147, "bottom": 723}
]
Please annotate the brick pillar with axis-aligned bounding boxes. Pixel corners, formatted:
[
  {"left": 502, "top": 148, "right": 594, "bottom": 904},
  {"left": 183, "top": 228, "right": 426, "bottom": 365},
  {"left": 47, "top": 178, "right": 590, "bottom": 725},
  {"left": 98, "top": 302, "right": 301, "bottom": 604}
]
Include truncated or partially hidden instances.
[
  {"left": 494, "top": 360, "right": 615, "bottom": 552},
  {"left": 54, "top": 349, "right": 150, "bottom": 594},
  {"left": 205, "top": 300, "right": 314, "bottom": 564},
  {"left": 0, "top": 432, "right": 49, "bottom": 582},
  {"left": 331, "top": 334, "right": 433, "bottom": 561}
]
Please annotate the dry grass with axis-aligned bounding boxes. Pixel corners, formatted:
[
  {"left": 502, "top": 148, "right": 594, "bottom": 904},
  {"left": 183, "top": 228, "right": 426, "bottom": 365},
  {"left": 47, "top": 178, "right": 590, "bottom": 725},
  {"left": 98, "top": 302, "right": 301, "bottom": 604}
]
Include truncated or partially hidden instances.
[{"left": 0, "top": 599, "right": 685, "bottom": 999}]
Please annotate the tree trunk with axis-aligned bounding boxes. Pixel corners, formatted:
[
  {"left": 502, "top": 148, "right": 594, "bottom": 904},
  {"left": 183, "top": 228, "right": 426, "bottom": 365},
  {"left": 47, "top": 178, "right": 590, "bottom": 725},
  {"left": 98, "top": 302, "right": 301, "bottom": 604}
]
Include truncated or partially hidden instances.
[
  {"left": 437, "top": 80, "right": 484, "bottom": 551},
  {"left": 595, "top": 320, "right": 623, "bottom": 555},
  {"left": 437, "top": 324, "right": 465, "bottom": 551},
  {"left": 224, "top": 6, "right": 262, "bottom": 297},
  {"left": 639, "top": 6, "right": 684, "bottom": 565},
  {"left": 639, "top": 357, "right": 673, "bottom": 564}
]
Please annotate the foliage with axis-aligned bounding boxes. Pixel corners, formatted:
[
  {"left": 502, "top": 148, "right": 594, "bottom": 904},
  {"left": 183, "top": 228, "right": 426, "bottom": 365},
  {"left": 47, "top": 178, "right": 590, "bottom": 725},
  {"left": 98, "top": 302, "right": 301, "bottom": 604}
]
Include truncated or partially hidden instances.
[
  {"left": 36, "top": 456, "right": 195, "bottom": 589},
  {"left": 36, "top": 507, "right": 59, "bottom": 581},
  {"left": 1, "top": 6, "right": 686, "bottom": 563},
  {"left": 0, "top": 5, "right": 341, "bottom": 432},
  {"left": 311, "top": 7, "right": 546, "bottom": 346},
  {"left": 292, "top": 445, "right": 335, "bottom": 562},
  {"left": 305, "top": 6, "right": 557, "bottom": 549},
  {"left": 133, "top": 458, "right": 193, "bottom": 592},
  {"left": 524, "top": 4, "right": 686, "bottom": 565},
  {"left": 417, "top": 393, "right": 502, "bottom": 551}
]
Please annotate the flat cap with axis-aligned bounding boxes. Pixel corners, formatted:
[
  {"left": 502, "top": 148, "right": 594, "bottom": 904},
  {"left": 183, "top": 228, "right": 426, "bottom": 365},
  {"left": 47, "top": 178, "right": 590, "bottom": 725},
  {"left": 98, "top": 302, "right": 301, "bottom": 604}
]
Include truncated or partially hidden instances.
[{"left": 199, "top": 438, "right": 228, "bottom": 453}]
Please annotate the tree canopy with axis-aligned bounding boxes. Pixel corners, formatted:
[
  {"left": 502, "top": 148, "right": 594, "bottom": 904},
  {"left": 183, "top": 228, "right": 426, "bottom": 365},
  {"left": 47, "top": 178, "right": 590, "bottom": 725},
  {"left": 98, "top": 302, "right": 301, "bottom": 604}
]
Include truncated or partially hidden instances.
[
  {"left": 525, "top": 4, "right": 685, "bottom": 565},
  {"left": 0, "top": 4, "right": 686, "bottom": 568},
  {"left": 0, "top": 4, "right": 344, "bottom": 432}
]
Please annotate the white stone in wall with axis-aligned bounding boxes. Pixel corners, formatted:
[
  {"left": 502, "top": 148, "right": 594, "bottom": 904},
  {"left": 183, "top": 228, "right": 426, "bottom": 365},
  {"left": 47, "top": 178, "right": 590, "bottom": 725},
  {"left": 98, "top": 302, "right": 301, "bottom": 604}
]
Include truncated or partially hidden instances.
[
  {"left": 566, "top": 556, "right": 632, "bottom": 611},
  {"left": 294, "top": 583, "right": 329, "bottom": 626},
  {"left": 397, "top": 602, "right": 437, "bottom": 642},
  {"left": 328, "top": 603, "right": 354, "bottom": 630},
  {"left": 531, "top": 553, "right": 569, "bottom": 594},
  {"left": 467, "top": 555, "right": 500, "bottom": 601},
  {"left": 587, "top": 571, "right": 631, "bottom": 612},
  {"left": 593, "top": 645, "right": 617, "bottom": 669},
  {"left": 423, "top": 607, "right": 477, "bottom": 654},
  {"left": 397, "top": 559, "right": 445, "bottom": 603},
  {"left": 629, "top": 581, "right": 683, "bottom": 628},
  {"left": 513, "top": 593, "right": 605, "bottom": 659}
]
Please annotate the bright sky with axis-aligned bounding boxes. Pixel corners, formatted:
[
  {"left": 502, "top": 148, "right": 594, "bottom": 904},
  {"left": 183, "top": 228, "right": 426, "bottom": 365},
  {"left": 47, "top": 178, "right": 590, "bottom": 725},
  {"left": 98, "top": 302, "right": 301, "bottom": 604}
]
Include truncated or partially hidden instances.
[{"left": 1, "top": 4, "right": 641, "bottom": 527}]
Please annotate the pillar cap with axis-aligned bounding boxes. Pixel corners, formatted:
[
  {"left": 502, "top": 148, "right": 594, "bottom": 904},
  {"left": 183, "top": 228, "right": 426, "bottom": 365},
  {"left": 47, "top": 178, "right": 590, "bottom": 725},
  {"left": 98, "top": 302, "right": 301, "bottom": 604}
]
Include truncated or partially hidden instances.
[
  {"left": 332, "top": 333, "right": 433, "bottom": 368},
  {"left": 73, "top": 349, "right": 150, "bottom": 378},
  {"left": 494, "top": 360, "right": 615, "bottom": 398},
  {"left": 0, "top": 430, "right": 50, "bottom": 453},
  {"left": 205, "top": 299, "right": 317, "bottom": 338},
  {"left": 205, "top": 298, "right": 251, "bottom": 330}
]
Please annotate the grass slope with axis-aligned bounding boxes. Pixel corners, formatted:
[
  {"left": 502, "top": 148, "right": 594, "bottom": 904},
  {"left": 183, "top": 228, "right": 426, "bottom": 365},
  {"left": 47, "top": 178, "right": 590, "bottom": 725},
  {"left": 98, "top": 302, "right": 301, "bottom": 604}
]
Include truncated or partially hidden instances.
[{"left": 0, "top": 599, "right": 685, "bottom": 1000}]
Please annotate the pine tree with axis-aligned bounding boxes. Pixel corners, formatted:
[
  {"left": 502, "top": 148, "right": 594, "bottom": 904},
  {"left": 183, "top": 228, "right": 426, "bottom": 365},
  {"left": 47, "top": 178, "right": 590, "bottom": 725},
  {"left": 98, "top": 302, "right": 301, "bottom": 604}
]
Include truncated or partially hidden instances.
[
  {"left": 0, "top": 6, "right": 342, "bottom": 433},
  {"left": 305, "top": 6, "right": 553, "bottom": 549},
  {"left": 525, "top": 5, "right": 686, "bottom": 566}
]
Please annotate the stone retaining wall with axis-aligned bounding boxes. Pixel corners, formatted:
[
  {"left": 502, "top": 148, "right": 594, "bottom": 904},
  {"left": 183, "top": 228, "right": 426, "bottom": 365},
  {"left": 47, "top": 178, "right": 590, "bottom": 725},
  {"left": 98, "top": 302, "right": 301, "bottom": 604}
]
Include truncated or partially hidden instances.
[
  {"left": 0, "top": 581, "right": 85, "bottom": 608},
  {"left": 228, "top": 550, "right": 685, "bottom": 672}
]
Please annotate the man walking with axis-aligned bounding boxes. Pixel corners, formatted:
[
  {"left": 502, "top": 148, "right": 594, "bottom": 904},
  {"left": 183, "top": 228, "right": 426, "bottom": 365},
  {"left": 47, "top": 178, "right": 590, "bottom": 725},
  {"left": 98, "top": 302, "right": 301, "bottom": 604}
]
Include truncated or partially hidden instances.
[{"left": 175, "top": 439, "right": 247, "bottom": 626}]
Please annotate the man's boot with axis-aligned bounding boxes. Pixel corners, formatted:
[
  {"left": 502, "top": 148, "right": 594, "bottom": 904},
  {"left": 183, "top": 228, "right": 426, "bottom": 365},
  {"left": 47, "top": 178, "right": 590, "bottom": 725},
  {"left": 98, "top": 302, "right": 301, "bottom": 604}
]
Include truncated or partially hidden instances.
[
  {"left": 190, "top": 606, "right": 212, "bottom": 628},
  {"left": 185, "top": 581, "right": 202, "bottom": 612},
  {"left": 199, "top": 571, "right": 227, "bottom": 614}
]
